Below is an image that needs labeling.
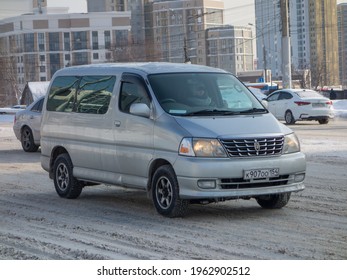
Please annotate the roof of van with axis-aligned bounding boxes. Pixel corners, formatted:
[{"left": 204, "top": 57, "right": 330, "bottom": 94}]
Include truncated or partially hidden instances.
[{"left": 52, "top": 62, "right": 228, "bottom": 77}]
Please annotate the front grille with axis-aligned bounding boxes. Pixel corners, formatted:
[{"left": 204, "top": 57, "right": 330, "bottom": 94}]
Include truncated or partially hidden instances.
[
  {"left": 220, "top": 175, "right": 289, "bottom": 189},
  {"left": 220, "top": 136, "right": 284, "bottom": 157}
]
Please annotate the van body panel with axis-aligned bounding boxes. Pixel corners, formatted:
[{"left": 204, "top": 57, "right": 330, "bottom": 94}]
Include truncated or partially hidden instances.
[{"left": 173, "top": 113, "right": 291, "bottom": 138}]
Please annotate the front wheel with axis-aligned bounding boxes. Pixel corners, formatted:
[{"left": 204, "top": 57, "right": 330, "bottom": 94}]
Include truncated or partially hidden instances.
[
  {"left": 53, "top": 154, "right": 83, "bottom": 199},
  {"left": 256, "top": 192, "right": 291, "bottom": 209},
  {"left": 151, "top": 165, "right": 189, "bottom": 218}
]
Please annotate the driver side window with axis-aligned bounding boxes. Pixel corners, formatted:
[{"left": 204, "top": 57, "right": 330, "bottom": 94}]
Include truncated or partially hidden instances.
[{"left": 119, "top": 75, "right": 150, "bottom": 114}]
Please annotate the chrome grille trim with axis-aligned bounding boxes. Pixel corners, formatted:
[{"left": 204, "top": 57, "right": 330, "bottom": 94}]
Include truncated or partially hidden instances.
[
  {"left": 219, "top": 175, "right": 290, "bottom": 189},
  {"left": 220, "top": 136, "right": 284, "bottom": 157}
]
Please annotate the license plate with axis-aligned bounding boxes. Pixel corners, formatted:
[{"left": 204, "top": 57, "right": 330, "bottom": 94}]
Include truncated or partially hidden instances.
[
  {"left": 312, "top": 103, "right": 325, "bottom": 108},
  {"left": 243, "top": 168, "right": 279, "bottom": 180}
]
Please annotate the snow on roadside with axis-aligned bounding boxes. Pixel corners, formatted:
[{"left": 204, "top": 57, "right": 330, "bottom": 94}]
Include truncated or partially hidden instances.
[{"left": 333, "top": 100, "right": 347, "bottom": 118}]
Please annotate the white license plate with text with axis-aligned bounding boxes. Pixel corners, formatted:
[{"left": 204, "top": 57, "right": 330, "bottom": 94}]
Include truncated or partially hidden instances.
[{"left": 243, "top": 168, "right": 279, "bottom": 180}]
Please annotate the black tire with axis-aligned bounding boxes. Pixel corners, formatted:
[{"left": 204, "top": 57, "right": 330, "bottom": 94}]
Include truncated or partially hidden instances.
[
  {"left": 53, "top": 154, "right": 83, "bottom": 199},
  {"left": 284, "top": 110, "right": 296, "bottom": 125},
  {"left": 151, "top": 165, "right": 189, "bottom": 218},
  {"left": 21, "top": 126, "right": 39, "bottom": 152},
  {"left": 318, "top": 118, "right": 329, "bottom": 124},
  {"left": 256, "top": 192, "right": 291, "bottom": 209}
]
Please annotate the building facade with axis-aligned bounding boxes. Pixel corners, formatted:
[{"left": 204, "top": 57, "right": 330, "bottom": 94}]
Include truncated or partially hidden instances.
[
  {"left": 255, "top": 0, "right": 339, "bottom": 87},
  {"left": 87, "top": 0, "right": 146, "bottom": 61},
  {"left": 206, "top": 25, "right": 253, "bottom": 74},
  {"left": 144, "top": 0, "right": 224, "bottom": 64},
  {"left": 0, "top": 11, "right": 131, "bottom": 104},
  {"left": 338, "top": 3, "right": 347, "bottom": 88}
]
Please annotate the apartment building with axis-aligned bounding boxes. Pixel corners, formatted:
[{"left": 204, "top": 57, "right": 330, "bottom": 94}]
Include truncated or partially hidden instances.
[
  {"left": 309, "top": 0, "right": 339, "bottom": 87},
  {"left": 144, "top": 0, "right": 224, "bottom": 64},
  {"left": 338, "top": 3, "right": 347, "bottom": 88},
  {"left": 255, "top": 0, "right": 339, "bottom": 87},
  {"left": 0, "top": 11, "right": 131, "bottom": 104},
  {"left": 87, "top": 0, "right": 146, "bottom": 60},
  {"left": 206, "top": 25, "right": 254, "bottom": 74}
]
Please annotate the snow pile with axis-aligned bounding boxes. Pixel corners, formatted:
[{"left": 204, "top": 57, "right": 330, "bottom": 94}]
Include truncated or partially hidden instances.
[{"left": 333, "top": 100, "right": 347, "bottom": 118}]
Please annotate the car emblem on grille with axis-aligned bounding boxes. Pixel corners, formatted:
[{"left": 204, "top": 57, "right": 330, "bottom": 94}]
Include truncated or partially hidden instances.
[{"left": 254, "top": 139, "right": 260, "bottom": 155}]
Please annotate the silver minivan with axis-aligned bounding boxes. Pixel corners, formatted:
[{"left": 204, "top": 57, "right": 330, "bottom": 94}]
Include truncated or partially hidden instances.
[{"left": 41, "top": 63, "right": 306, "bottom": 217}]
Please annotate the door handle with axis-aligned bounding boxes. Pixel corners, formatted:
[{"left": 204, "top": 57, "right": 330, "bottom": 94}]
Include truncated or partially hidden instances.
[{"left": 114, "top": 121, "right": 121, "bottom": 127}]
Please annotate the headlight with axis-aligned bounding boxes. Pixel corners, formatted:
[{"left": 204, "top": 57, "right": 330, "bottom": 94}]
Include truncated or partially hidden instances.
[
  {"left": 283, "top": 133, "right": 300, "bottom": 154},
  {"left": 179, "top": 138, "right": 227, "bottom": 157}
]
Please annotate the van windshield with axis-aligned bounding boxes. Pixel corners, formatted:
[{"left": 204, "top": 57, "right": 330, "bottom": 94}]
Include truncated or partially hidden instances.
[{"left": 148, "top": 73, "right": 266, "bottom": 116}]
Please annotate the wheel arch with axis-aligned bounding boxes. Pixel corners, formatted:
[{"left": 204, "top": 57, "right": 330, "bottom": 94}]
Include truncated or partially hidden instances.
[
  {"left": 49, "top": 146, "right": 69, "bottom": 179},
  {"left": 147, "top": 158, "right": 173, "bottom": 192}
]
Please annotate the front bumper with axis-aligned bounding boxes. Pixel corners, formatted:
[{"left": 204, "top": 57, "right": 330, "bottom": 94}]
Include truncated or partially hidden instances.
[{"left": 173, "top": 152, "right": 306, "bottom": 199}]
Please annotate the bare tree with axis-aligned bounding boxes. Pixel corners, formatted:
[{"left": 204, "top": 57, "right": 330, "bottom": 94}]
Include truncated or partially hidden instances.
[
  {"left": 310, "top": 58, "right": 326, "bottom": 90},
  {"left": 0, "top": 47, "right": 21, "bottom": 106}
]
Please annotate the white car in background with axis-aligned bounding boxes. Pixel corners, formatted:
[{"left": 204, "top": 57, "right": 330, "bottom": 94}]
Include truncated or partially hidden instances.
[
  {"left": 13, "top": 97, "right": 44, "bottom": 152},
  {"left": 265, "top": 89, "right": 334, "bottom": 124}
]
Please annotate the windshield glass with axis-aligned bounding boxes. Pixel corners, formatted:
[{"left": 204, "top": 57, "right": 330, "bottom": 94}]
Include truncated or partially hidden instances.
[{"left": 148, "top": 73, "right": 265, "bottom": 116}]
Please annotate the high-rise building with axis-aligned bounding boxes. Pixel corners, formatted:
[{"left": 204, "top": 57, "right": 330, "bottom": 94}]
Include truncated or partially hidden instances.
[
  {"left": 338, "top": 3, "right": 347, "bottom": 88},
  {"left": 255, "top": 0, "right": 339, "bottom": 87},
  {"left": 206, "top": 25, "right": 254, "bottom": 74},
  {"left": 144, "top": 0, "right": 224, "bottom": 64},
  {"left": 87, "top": 0, "right": 146, "bottom": 60},
  {"left": 309, "top": 0, "right": 339, "bottom": 87}
]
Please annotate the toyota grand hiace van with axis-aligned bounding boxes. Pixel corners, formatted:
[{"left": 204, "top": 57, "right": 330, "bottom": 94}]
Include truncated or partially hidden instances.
[{"left": 41, "top": 63, "right": 306, "bottom": 217}]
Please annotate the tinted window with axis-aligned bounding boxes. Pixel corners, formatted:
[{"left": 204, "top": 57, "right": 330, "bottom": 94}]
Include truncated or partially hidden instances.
[
  {"left": 31, "top": 98, "right": 44, "bottom": 112},
  {"left": 47, "top": 75, "right": 116, "bottom": 114},
  {"left": 76, "top": 76, "right": 115, "bottom": 114},
  {"left": 267, "top": 93, "right": 280, "bottom": 102},
  {"left": 279, "top": 92, "right": 292, "bottom": 100},
  {"left": 119, "top": 75, "right": 150, "bottom": 113},
  {"left": 47, "top": 76, "right": 79, "bottom": 112}
]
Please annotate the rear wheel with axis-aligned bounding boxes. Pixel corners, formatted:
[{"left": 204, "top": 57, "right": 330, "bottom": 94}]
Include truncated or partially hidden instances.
[
  {"left": 53, "top": 154, "right": 83, "bottom": 199},
  {"left": 256, "top": 192, "right": 291, "bottom": 209},
  {"left": 284, "top": 110, "right": 296, "bottom": 125},
  {"left": 318, "top": 118, "right": 329, "bottom": 124},
  {"left": 21, "top": 126, "right": 39, "bottom": 152},
  {"left": 151, "top": 165, "right": 189, "bottom": 218}
]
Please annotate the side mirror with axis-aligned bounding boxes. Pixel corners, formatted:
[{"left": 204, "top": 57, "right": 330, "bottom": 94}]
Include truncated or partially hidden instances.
[{"left": 129, "top": 103, "right": 150, "bottom": 118}]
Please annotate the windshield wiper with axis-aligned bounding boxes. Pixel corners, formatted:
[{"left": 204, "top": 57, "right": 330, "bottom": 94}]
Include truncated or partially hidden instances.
[
  {"left": 185, "top": 109, "right": 240, "bottom": 116},
  {"left": 239, "top": 108, "right": 268, "bottom": 114}
]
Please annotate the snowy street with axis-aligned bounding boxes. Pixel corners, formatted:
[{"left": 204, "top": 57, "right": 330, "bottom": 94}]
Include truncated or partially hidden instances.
[{"left": 0, "top": 114, "right": 347, "bottom": 259}]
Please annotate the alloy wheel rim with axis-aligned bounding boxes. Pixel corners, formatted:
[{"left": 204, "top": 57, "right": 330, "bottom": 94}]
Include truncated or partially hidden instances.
[{"left": 156, "top": 176, "right": 173, "bottom": 209}]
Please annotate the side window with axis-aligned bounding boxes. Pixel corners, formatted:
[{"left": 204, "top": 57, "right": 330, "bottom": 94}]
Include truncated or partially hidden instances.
[
  {"left": 267, "top": 93, "right": 279, "bottom": 102},
  {"left": 76, "top": 76, "right": 116, "bottom": 114},
  {"left": 31, "top": 98, "right": 43, "bottom": 112},
  {"left": 119, "top": 74, "right": 150, "bottom": 114},
  {"left": 280, "top": 92, "right": 293, "bottom": 100},
  {"left": 47, "top": 76, "right": 79, "bottom": 112},
  {"left": 46, "top": 75, "right": 116, "bottom": 114}
]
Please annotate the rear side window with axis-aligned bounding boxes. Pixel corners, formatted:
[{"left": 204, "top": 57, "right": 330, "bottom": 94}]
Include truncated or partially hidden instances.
[{"left": 47, "top": 75, "right": 116, "bottom": 114}]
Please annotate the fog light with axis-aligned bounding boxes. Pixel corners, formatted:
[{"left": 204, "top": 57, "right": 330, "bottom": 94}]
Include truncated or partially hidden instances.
[
  {"left": 197, "top": 180, "right": 216, "bottom": 189},
  {"left": 294, "top": 173, "right": 305, "bottom": 182}
]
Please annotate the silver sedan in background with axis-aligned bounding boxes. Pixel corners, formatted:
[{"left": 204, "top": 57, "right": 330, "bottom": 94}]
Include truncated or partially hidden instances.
[{"left": 13, "top": 97, "right": 44, "bottom": 152}]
